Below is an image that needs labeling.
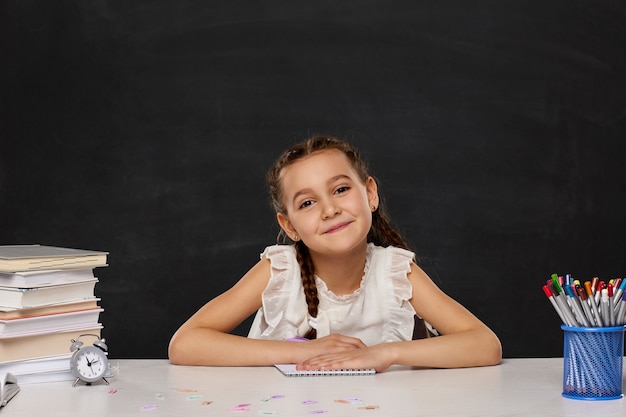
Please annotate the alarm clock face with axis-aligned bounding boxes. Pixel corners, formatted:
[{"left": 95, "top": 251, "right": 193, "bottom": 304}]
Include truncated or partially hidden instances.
[{"left": 71, "top": 346, "right": 108, "bottom": 383}]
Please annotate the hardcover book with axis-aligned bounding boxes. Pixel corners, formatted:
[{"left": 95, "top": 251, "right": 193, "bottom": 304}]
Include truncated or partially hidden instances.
[{"left": 0, "top": 245, "right": 108, "bottom": 273}]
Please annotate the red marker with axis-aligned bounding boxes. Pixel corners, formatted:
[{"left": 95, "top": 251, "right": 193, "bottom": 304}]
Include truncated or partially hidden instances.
[
  {"left": 595, "top": 281, "right": 605, "bottom": 304},
  {"left": 543, "top": 284, "right": 569, "bottom": 325}
]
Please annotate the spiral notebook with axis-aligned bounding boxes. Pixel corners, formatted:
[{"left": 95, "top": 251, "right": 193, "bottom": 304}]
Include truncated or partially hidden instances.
[{"left": 274, "top": 364, "right": 375, "bottom": 377}]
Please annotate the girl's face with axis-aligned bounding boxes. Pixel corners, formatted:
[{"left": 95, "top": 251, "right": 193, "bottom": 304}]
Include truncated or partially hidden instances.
[{"left": 276, "top": 149, "right": 379, "bottom": 256}]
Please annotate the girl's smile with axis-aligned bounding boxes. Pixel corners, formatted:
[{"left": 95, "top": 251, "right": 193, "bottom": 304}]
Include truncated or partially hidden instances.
[{"left": 323, "top": 221, "right": 353, "bottom": 234}]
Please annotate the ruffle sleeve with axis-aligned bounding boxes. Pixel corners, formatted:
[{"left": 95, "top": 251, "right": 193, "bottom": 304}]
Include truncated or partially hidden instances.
[
  {"left": 387, "top": 246, "right": 414, "bottom": 303},
  {"left": 380, "top": 246, "right": 417, "bottom": 342},
  {"left": 247, "top": 245, "right": 307, "bottom": 339}
]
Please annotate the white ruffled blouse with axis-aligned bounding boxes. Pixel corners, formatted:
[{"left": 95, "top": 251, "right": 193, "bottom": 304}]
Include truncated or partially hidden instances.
[{"left": 247, "top": 243, "right": 417, "bottom": 346}]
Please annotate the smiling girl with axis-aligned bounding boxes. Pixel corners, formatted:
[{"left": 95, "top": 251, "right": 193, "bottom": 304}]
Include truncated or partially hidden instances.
[{"left": 168, "top": 135, "right": 501, "bottom": 371}]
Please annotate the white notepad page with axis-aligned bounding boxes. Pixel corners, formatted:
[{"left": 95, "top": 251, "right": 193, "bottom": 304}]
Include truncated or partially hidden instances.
[{"left": 274, "top": 364, "right": 375, "bottom": 377}]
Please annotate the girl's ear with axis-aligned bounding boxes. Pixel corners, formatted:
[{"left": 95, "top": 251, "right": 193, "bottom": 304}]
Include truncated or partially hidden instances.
[
  {"left": 366, "top": 176, "right": 379, "bottom": 210},
  {"left": 277, "top": 212, "right": 297, "bottom": 240}
]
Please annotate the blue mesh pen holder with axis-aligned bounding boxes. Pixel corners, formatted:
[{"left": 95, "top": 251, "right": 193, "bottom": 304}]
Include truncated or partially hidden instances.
[{"left": 561, "top": 324, "right": 625, "bottom": 400}]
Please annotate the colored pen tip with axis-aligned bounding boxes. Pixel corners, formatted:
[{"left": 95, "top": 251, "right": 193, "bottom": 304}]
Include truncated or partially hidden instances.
[
  {"left": 601, "top": 288, "right": 609, "bottom": 300},
  {"left": 542, "top": 285, "right": 552, "bottom": 298}
]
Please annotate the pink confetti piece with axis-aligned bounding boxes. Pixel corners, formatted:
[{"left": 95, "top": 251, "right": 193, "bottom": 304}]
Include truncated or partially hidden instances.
[
  {"left": 237, "top": 403, "right": 252, "bottom": 407},
  {"left": 108, "top": 388, "right": 117, "bottom": 394},
  {"left": 140, "top": 404, "right": 158, "bottom": 411},
  {"left": 228, "top": 406, "right": 250, "bottom": 412}
]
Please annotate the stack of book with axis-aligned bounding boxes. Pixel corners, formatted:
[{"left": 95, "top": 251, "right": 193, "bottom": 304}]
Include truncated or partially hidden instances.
[{"left": 0, "top": 245, "right": 108, "bottom": 384}]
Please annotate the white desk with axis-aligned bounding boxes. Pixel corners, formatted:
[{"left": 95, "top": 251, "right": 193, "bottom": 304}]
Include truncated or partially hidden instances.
[{"left": 4, "top": 358, "right": 625, "bottom": 416}]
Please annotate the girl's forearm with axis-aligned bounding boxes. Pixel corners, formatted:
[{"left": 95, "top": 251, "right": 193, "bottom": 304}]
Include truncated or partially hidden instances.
[
  {"left": 386, "top": 327, "right": 502, "bottom": 369},
  {"left": 169, "top": 328, "right": 296, "bottom": 366}
]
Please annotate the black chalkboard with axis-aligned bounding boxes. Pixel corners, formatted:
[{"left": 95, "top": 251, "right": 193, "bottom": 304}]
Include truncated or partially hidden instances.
[{"left": 2, "top": 0, "right": 625, "bottom": 359}]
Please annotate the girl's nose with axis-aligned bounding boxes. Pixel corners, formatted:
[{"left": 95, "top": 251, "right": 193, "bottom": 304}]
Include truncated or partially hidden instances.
[{"left": 321, "top": 200, "right": 341, "bottom": 219}]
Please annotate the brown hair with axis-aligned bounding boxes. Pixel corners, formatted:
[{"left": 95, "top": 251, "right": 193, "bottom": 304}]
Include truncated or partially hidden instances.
[{"left": 267, "top": 135, "right": 412, "bottom": 339}]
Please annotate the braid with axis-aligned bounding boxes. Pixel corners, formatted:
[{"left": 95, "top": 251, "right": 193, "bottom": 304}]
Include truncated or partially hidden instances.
[{"left": 294, "top": 241, "right": 318, "bottom": 339}]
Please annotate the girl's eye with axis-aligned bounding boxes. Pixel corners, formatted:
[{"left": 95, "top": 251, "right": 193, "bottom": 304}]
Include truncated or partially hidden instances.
[
  {"left": 335, "top": 186, "right": 350, "bottom": 194},
  {"left": 299, "top": 200, "right": 313, "bottom": 209}
]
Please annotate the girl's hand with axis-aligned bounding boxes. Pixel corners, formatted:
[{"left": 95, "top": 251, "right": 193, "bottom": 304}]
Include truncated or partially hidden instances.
[
  {"left": 297, "top": 343, "right": 393, "bottom": 373},
  {"left": 291, "top": 333, "right": 366, "bottom": 363}
]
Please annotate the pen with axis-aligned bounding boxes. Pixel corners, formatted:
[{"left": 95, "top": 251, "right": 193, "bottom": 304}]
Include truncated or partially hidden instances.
[
  {"left": 616, "top": 291, "right": 626, "bottom": 326},
  {"left": 613, "top": 278, "right": 626, "bottom": 312},
  {"left": 608, "top": 283, "right": 616, "bottom": 326},
  {"left": 550, "top": 274, "right": 562, "bottom": 294},
  {"left": 595, "top": 280, "right": 605, "bottom": 304},
  {"left": 566, "top": 284, "right": 590, "bottom": 327},
  {"left": 565, "top": 274, "right": 572, "bottom": 286},
  {"left": 591, "top": 277, "right": 599, "bottom": 296},
  {"left": 583, "top": 281, "right": 601, "bottom": 326},
  {"left": 576, "top": 286, "right": 596, "bottom": 327},
  {"left": 543, "top": 284, "right": 568, "bottom": 325},
  {"left": 550, "top": 283, "right": 578, "bottom": 326},
  {"left": 600, "top": 288, "right": 610, "bottom": 327},
  {"left": 286, "top": 337, "right": 309, "bottom": 342}
]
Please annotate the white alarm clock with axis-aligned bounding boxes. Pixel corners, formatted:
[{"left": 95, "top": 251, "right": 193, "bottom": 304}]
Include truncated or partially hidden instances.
[{"left": 69, "top": 334, "right": 110, "bottom": 387}]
